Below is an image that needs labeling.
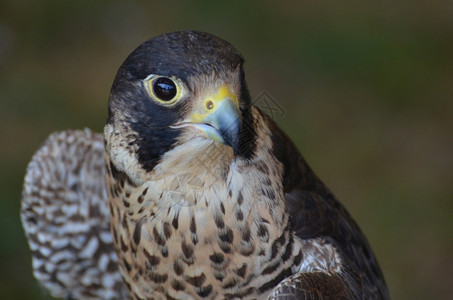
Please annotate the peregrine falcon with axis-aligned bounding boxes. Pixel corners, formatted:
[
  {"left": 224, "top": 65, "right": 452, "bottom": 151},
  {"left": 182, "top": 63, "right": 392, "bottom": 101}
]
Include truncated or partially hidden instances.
[{"left": 21, "top": 31, "right": 389, "bottom": 299}]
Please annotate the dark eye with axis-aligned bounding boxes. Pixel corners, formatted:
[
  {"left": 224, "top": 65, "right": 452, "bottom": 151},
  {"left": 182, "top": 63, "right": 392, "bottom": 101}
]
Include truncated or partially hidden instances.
[{"left": 152, "top": 77, "right": 177, "bottom": 101}]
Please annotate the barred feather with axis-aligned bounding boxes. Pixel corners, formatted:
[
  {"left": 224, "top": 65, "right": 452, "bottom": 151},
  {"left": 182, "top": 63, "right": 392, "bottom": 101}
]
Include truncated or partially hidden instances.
[{"left": 21, "top": 129, "right": 127, "bottom": 299}]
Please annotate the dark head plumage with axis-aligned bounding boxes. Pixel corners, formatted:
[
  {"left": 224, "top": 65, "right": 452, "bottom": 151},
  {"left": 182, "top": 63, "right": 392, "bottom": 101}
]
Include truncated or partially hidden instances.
[
  {"left": 107, "top": 31, "right": 256, "bottom": 173},
  {"left": 115, "top": 31, "right": 244, "bottom": 83}
]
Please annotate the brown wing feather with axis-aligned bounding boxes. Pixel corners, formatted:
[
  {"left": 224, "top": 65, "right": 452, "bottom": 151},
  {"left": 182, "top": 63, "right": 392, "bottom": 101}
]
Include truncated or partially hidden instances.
[
  {"left": 269, "top": 272, "right": 355, "bottom": 300},
  {"left": 21, "top": 130, "right": 128, "bottom": 299},
  {"left": 263, "top": 112, "right": 390, "bottom": 299}
]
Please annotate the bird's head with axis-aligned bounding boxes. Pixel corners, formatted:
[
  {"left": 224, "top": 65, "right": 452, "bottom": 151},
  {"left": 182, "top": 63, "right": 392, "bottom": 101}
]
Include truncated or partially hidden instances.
[{"left": 105, "top": 31, "right": 256, "bottom": 181}]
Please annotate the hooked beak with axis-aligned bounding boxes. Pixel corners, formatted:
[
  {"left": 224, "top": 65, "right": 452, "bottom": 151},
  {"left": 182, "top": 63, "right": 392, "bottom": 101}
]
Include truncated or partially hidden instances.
[{"left": 172, "top": 86, "right": 241, "bottom": 155}]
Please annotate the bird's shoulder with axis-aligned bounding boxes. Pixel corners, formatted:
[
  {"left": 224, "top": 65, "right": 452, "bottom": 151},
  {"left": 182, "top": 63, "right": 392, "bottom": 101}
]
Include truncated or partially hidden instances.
[{"left": 257, "top": 109, "right": 389, "bottom": 299}]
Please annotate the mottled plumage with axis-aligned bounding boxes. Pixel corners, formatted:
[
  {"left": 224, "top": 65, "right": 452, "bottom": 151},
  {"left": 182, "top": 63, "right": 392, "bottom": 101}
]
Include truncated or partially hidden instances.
[
  {"left": 21, "top": 130, "right": 128, "bottom": 299},
  {"left": 22, "top": 31, "right": 389, "bottom": 299}
]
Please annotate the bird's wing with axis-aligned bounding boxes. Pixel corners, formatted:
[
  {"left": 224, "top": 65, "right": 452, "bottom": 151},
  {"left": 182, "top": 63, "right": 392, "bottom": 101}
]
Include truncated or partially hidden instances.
[
  {"left": 268, "top": 272, "right": 354, "bottom": 299},
  {"left": 262, "top": 112, "right": 389, "bottom": 299},
  {"left": 21, "top": 130, "right": 128, "bottom": 300}
]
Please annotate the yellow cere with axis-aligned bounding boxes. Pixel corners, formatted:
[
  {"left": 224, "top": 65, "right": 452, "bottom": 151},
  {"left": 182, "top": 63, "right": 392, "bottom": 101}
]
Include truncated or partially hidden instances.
[{"left": 191, "top": 85, "right": 239, "bottom": 123}]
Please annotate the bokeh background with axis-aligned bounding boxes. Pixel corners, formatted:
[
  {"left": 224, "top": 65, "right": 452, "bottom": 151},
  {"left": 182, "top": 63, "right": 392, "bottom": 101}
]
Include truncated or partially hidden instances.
[{"left": 1, "top": 1, "right": 452, "bottom": 299}]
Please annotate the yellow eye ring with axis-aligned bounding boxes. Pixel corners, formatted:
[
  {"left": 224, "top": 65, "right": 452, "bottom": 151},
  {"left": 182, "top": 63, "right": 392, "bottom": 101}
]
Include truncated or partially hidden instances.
[{"left": 145, "top": 76, "right": 182, "bottom": 105}]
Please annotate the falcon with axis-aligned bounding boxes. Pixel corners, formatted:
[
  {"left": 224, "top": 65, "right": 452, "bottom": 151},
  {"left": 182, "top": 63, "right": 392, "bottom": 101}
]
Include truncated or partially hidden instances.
[{"left": 21, "top": 31, "right": 389, "bottom": 299}]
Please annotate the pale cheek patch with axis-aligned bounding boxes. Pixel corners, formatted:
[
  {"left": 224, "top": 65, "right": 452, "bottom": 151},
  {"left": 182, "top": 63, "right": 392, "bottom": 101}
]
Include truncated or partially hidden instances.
[{"left": 104, "top": 124, "right": 146, "bottom": 185}]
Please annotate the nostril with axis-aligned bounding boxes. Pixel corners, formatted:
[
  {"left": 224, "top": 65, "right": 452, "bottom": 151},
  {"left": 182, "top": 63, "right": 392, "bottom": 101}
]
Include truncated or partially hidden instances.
[{"left": 205, "top": 100, "right": 214, "bottom": 110}]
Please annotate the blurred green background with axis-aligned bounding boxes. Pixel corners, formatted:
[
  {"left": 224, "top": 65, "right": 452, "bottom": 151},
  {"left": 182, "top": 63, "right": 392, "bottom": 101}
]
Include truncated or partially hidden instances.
[{"left": 1, "top": 1, "right": 452, "bottom": 299}]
